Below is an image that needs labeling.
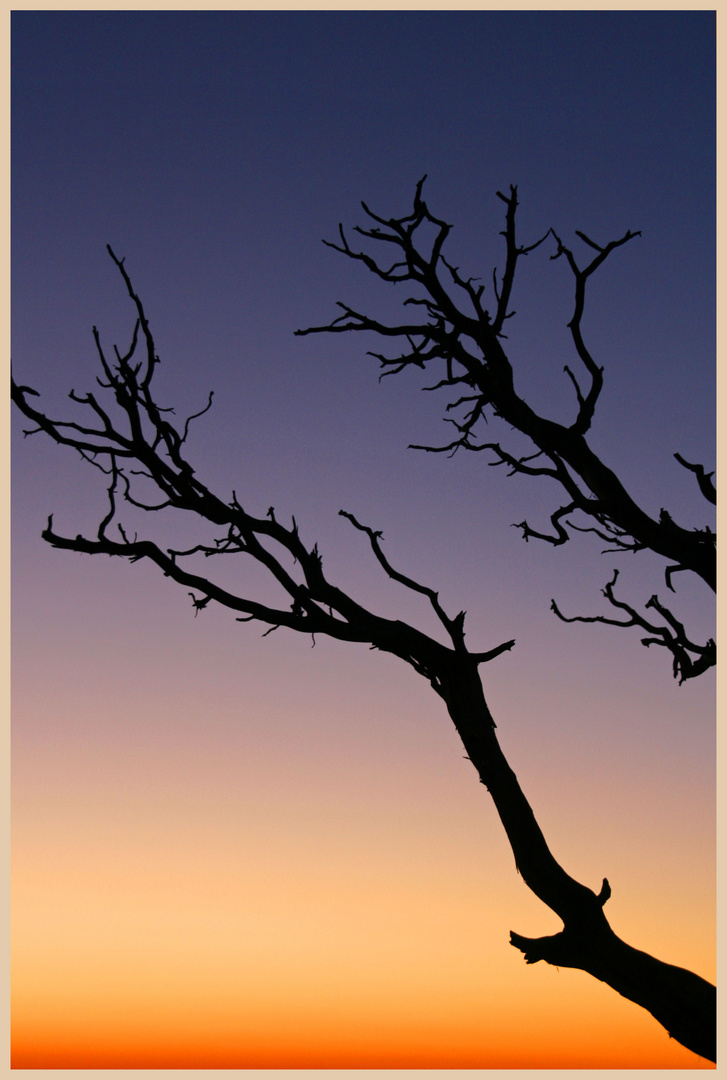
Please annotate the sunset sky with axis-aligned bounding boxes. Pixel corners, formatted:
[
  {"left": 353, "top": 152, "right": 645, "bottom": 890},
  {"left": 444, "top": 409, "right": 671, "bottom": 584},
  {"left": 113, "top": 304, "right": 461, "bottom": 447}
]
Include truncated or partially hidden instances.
[{"left": 11, "top": 10, "right": 715, "bottom": 1070}]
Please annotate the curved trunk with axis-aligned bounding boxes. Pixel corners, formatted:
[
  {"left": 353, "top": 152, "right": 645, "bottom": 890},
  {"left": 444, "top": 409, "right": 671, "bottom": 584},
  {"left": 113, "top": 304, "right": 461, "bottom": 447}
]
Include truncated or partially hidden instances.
[{"left": 437, "top": 657, "right": 716, "bottom": 1063}]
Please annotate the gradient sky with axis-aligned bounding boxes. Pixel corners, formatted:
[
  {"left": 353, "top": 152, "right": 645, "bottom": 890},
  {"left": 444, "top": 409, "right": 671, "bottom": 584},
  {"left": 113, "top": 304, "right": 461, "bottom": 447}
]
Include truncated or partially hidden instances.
[{"left": 11, "top": 11, "right": 715, "bottom": 1070}]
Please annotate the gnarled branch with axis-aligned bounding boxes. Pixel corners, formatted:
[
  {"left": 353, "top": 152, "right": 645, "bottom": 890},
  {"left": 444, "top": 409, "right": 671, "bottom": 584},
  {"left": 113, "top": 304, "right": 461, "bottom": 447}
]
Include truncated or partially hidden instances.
[
  {"left": 298, "top": 182, "right": 715, "bottom": 677},
  {"left": 551, "top": 570, "right": 715, "bottom": 683}
]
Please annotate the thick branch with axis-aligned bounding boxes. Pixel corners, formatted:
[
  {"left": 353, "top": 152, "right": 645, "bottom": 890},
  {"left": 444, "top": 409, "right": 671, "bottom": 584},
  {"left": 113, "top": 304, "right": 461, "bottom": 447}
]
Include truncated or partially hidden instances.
[{"left": 438, "top": 659, "right": 715, "bottom": 1062}]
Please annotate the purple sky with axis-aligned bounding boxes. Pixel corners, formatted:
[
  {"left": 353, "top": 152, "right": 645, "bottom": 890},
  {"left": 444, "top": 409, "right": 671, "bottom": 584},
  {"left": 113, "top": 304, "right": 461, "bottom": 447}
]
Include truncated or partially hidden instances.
[{"left": 11, "top": 11, "right": 715, "bottom": 1068}]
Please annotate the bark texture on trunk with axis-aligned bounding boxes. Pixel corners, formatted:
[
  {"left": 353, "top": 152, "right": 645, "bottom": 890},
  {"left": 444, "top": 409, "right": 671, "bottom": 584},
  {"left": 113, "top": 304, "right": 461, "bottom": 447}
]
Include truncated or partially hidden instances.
[{"left": 437, "top": 656, "right": 716, "bottom": 1063}]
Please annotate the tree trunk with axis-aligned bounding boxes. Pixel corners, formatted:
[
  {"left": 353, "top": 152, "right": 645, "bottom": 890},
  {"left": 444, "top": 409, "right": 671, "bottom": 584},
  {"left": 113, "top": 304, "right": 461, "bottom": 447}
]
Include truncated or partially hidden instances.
[{"left": 437, "top": 656, "right": 716, "bottom": 1063}]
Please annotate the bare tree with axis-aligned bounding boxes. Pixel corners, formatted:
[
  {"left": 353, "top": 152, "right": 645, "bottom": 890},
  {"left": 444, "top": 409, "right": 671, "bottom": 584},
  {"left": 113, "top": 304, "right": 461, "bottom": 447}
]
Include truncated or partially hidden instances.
[
  {"left": 297, "top": 179, "right": 715, "bottom": 683},
  {"left": 11, "top": 192, "right": 715, "bottom": 1061}
]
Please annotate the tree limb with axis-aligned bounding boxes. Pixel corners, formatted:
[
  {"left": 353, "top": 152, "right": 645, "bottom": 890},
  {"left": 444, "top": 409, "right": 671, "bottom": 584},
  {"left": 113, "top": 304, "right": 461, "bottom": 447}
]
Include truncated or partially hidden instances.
[
  {"left": 298, "top": 182, "right": 715, "bottom": 678},
  {"left": 551, "top": 569, "right": 715, "bottom": 683}
]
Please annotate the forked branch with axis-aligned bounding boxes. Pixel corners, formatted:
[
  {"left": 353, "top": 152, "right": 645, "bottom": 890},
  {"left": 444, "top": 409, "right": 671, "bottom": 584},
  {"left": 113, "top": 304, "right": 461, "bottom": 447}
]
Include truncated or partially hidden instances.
[
  {"left": 551, "top": 570, "right": 715, "bottom": 683},
  {"left": 11, "top": 249, "right": 516, "bottom": 692},
  {"left": 298, "top": 182, "right": 715, "bottom": 678}
]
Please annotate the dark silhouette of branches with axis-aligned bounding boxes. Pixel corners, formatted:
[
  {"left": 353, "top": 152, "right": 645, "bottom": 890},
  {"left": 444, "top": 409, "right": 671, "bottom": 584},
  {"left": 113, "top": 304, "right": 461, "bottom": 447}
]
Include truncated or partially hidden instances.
[
  {"left": 11, "top": 249, "right": 514, "bottom": 689},
  {"left": 297, "top": 181, "right": 715, "bottom": 681},
  {"left": 11, "top": 244, "right": 716, "bottom": 1062},
  {"left": 551, "top": 569, "right": 716, "bottom": 684}
]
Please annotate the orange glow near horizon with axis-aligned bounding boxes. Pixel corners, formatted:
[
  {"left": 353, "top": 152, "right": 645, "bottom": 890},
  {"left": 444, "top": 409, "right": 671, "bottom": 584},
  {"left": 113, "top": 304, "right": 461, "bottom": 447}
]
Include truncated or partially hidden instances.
[
  {"left": 12, "top": 714, "right": 715, "bottom": 1070},
  {"left": 11, "top": 941, "right": 717, "bottom": 1071}
]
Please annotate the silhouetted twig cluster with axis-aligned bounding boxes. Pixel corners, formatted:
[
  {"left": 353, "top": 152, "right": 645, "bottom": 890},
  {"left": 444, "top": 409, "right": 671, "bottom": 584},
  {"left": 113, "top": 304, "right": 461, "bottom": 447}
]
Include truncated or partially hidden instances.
[{"left": 297, "top": 180, "right": 715, "bottom": 680}]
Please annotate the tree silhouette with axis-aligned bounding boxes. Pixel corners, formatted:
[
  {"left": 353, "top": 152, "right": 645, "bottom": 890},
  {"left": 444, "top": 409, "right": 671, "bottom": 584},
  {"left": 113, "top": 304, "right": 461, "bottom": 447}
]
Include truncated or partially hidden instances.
[
  {"left": 11, "top": 185, "right": 715, "bottom": 1062},
  {"left": 297, "top": 179, "right": 715, "bottom": 684}
]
